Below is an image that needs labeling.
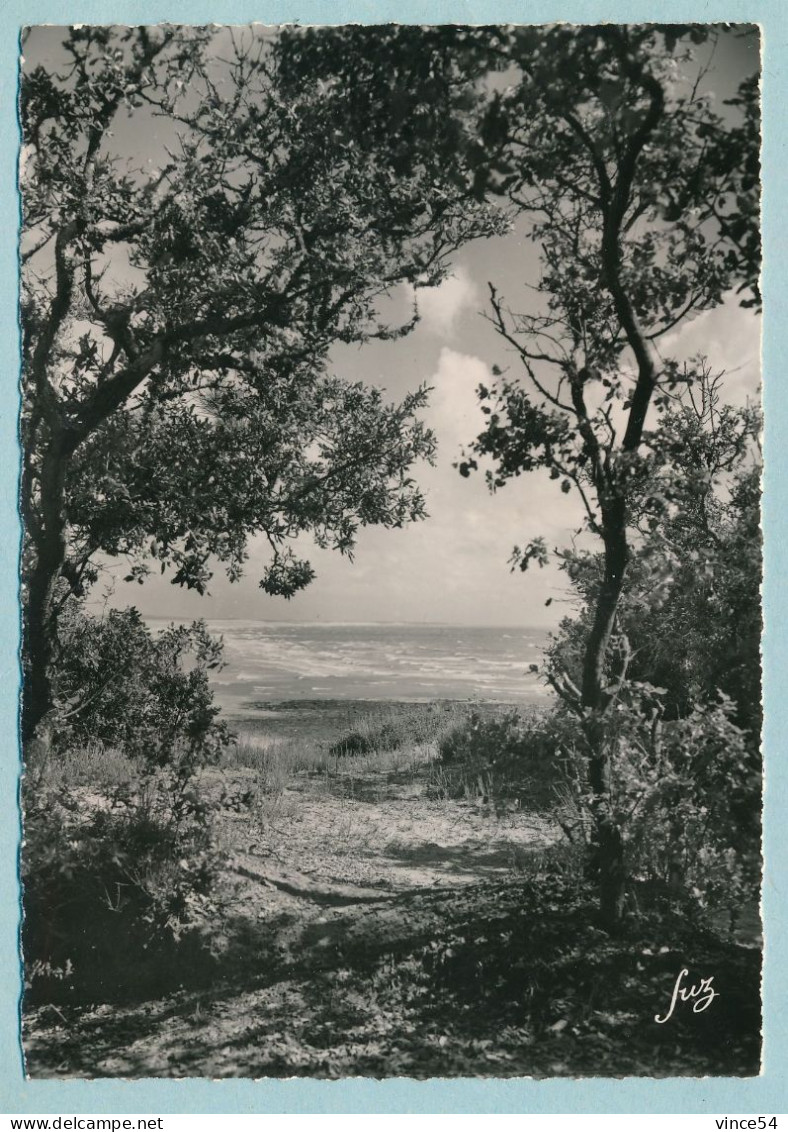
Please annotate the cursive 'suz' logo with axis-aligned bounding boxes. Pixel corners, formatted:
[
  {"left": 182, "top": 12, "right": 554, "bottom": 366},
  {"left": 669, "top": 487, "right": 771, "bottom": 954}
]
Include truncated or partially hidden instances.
[{"left": 654, "top": 967, "right": 719, "bottom": 1024}]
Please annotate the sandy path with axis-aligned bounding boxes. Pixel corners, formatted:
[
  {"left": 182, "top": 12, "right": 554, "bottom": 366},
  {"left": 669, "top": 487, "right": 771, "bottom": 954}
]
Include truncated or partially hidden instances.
[
  {"left": 218, "top": 765, "right": 560, "bottom": 896},
  {"left": 24, "top": 756, "right": 563, "bottom": 1078}
]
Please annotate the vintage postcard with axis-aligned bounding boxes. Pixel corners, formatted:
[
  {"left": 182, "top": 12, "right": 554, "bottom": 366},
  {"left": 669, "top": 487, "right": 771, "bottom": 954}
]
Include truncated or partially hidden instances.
[{"left": 2, "top": 1, "right": 785, "bottom": 1117}]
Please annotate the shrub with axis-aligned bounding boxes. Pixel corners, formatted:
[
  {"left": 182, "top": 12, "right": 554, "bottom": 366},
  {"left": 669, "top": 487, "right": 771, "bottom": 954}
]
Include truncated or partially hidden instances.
[
  {"left": 329, "top": 720, "right": 402, "bottom": 757},
  {"left": 550, "top": 685, "right": 761, "bottom": 927},
  {"left": 628, "top": 694, "right": 760, "bottom": 925},
  {"left": 325, "top": 704, "right": 462, "bottom": 759},
  {"left": 22, "top": 770, "right": 223, "bottom": 1005},
  {"left": 432, "top": 708, "right": 563, "bottom": 810},
  {"left": 23, "top": 606, "right": 233, "bottom": 1004},
  {"left": 51, "top": 606, "right": 232, "bottom": 773}
]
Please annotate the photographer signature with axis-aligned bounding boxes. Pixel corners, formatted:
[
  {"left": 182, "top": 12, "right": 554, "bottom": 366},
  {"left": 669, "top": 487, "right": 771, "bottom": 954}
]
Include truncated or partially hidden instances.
[{"left": 654, "top": 968, "right": 719, "bottom": 1024}]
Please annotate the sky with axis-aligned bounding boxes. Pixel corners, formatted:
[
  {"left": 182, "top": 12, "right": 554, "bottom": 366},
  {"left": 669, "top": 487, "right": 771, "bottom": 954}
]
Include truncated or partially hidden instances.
[{"left": 26, "top": 24, "right": 762, "bottom": 629}]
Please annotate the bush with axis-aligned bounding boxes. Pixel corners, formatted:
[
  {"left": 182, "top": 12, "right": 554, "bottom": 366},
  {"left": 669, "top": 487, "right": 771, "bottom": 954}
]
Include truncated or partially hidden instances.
[
  {"left": 549, "top": 685, "right": 761, "bottom": 927},
  {"left": 329, "top": 720, "right": 402, "bottom": 757},
  {"left": 52, "top": 606, "right": 232, "bottom": 772},
  {"left": 22, "top": 771, "right": 223, "bottom": 1005},
  {"left": 627, "top": 694, "right": 760, "bottom": 925},
  {"left": 23, "top": 605, "right": 233, "bottom": 1004},
  {"left": 329, "top": 706, "right": 450, "bottom": 759},
  {"left": 431, "top": 708, "right": 563, "bottom": 811}
]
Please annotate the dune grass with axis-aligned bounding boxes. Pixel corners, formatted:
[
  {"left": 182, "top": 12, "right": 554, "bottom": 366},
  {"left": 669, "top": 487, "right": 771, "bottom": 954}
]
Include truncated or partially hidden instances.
[
  {"left": 24, "top": 739, "right": 136, "bottom": 792},
  {"left": 221, "top": 701, "right": 476, "bottom": 797}
]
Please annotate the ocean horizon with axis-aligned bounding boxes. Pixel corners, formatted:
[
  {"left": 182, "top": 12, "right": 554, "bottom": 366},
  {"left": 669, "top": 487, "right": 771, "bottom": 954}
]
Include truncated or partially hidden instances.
[{"left": 145, "top": 618, "right": 553, "bottom": 717}]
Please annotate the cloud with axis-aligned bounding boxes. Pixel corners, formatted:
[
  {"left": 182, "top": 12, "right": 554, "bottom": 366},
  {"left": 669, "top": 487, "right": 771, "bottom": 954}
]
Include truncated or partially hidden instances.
[
  {"left": 423, "top": 348, "right": 585, "bottom": 535},
  {"left": 660, "top": 299, "right": 761, "bottom": 406},
  {"left": 425, "top": 347, "right": 491, "bottom": 454},
  {"left": 407, "top": 266, "right": 482, "bottom": 337}
]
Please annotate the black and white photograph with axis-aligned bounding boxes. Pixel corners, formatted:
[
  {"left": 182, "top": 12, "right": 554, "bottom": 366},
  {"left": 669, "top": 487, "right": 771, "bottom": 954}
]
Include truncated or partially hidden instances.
[{"left": 18, "top": 22, "right": 763, "bottom": 1079}]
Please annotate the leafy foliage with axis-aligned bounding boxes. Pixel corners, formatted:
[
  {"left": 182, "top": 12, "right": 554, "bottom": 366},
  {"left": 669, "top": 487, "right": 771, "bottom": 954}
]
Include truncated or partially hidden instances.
[
  {"left": 550, "top": 687, "right": 760, "bottom": 917},
  {"left": 64, "top": 380, "right": 437, "bottom": 599},
  {"left": 51, "top": 606, "right": 232, "bottom": 770},
  {"left": 19, "top": 22, "right": 495, "bottom": 593},
  {"left": 549, "top": 373, "right": 761, "bottom": 734},
  {"left": 434, "top": 708, "right": 564, "bottom": 811},
  {"left": 22, "top": 771, "right": 222, "bottom": 1005},
  {"left": 23, "top": 606, "right": 233, "bottom": 1002},
  {"left": 20, "top": 24, "right": 503, "bottom": 738}
]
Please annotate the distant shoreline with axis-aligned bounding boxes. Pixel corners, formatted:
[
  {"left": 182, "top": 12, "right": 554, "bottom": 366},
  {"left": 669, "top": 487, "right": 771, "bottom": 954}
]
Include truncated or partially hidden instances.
[{"left": 144, "top": 617, "right": 549, "bottom": 630}]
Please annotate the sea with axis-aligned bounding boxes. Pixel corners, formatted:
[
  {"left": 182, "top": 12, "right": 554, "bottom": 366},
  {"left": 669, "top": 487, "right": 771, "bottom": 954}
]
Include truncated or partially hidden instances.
[{"left": 159, "top": 620, "right": 552, "bottom": 718}]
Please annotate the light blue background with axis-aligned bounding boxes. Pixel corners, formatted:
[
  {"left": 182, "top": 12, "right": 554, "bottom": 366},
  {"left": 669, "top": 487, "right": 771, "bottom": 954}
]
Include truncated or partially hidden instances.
[{"left": 2, "top": 0, "right": 785, "bottom": 1115}]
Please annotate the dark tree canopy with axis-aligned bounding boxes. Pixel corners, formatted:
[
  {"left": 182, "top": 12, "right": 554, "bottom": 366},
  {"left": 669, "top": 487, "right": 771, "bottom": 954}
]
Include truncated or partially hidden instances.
[
  {"left": 20, "top": 25, "right": 501, "bottom": 590},
  {"left": 19, "top": 24, "right": 503, "bottom": 738}
]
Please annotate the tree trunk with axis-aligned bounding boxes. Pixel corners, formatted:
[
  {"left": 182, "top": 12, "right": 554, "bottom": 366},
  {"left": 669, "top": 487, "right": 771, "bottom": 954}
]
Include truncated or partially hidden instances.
[
  {"left": 22, "top": 436, "right": 70, "bottom": 747},
  {"left": 582, "top": 494, "right": 628, "bottom": 927},
  {"left": 587, "top": 749, "right": 627, "bottom": 927}
]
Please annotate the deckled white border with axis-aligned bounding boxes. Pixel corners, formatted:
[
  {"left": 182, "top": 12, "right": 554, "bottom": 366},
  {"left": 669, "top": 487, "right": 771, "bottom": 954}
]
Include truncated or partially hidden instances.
[{"left": 2, "top": 2, "right": 785, "bottom": 1114}]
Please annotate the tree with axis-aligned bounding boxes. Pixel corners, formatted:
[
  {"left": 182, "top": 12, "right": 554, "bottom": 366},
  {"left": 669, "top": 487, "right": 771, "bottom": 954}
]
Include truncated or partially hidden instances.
[
  {"left": 550, "top": 368, "right": 761, "bottom": 723},
  {"left": 548, "top": 370, "right": 762, "bottom": 884},
  {"left": 458, "top": 25, "right": 760, "bottom": 924},
  {"left": 20, "top": 25, "right": 503, "bottom": 743}
]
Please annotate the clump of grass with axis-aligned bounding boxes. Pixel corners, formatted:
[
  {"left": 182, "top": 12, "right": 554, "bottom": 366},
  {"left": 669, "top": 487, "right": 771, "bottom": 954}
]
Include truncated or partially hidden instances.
[
  {"left": 25, "top": 739, "right": 136, "bottom": 793},
  {"left": 223, "top": 735, "right": 333, "bottom": 792},
  {"left": 223, "top": 702, "right": 508, "bottom": 804},
  {"left": 426, "top": 708, "right": 560, "bottom": 813},
  {"left": 329, "top": 702, "right": 470, "bottom": 758}
]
